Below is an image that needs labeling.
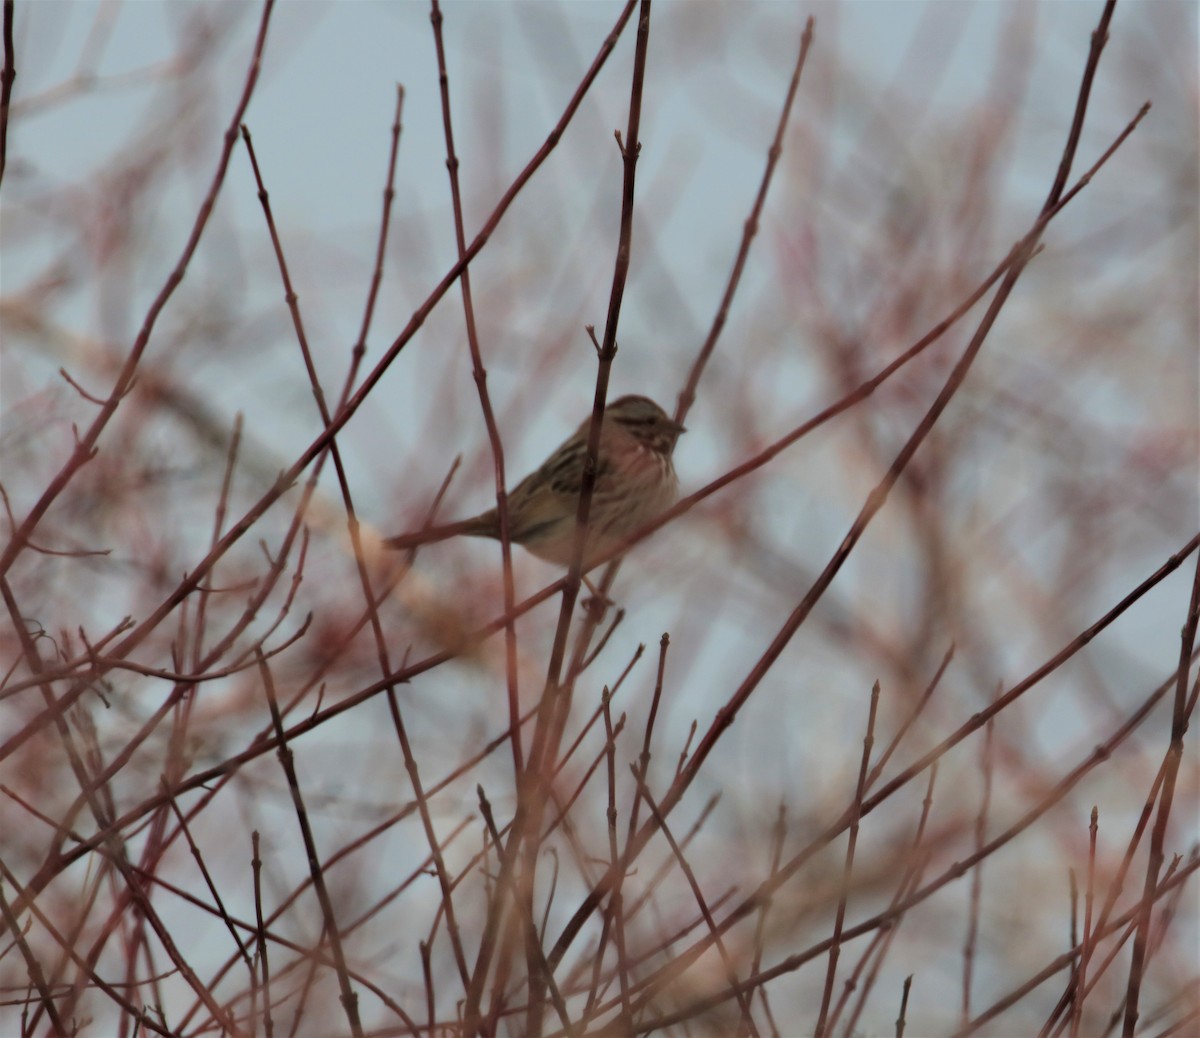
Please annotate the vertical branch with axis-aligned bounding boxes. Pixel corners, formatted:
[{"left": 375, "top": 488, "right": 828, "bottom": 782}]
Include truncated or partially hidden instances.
[
  {"left": 814, "top": 681, "right": 880, "bottom": 1036},
  {"left": 1069, "top": 807, "right": 1099, "bottom": 1038},
  {"left": 1042, "top": 1, "right": 1116, "bottom": 209},
  {"left": 867, "top": 645, "right": 954, "bottom": 786},
  {"left": 462, "top": 4, "right": 650, "bottom": 1031},
  {"left": 429, "top": 0, "right": 524, "bottom": 775},
  {"left": 601, "top": 690, "right": 633, "bottom": 1029},
  {"left": 895, "top": 975, "right": 913, "bottom": 1038},
  {"left": 476, "top": 786, "right": 573, "bottom": 1032},
  {"left": 525, "top": 6, "right": 656, "bottom": 1027},
  {"left": 258, "top": 650, "right": 364, "bottom": 1038},
  {"left": 739, "top": 803, "right": 787, "bottom": 1038},
  {"left": 191, "top": 414, "right": 243, "bottom": 673},
  {"left": 1122, "top": 551, "right": 1200, "bottom": 1035},
  {"left": 0, "top": 0, "right": 13, "bottom": 187},
  {"left": 420, "top": 940, "right": 435, "bottom": 1037},
  {"left": 536, "top": 0, "right": 655, "bottom": 706},
  {"left": 625, "top": 632, "right": 669, "bottom": 842},
  {"left": 838, "top": 765, "right": 938, "bottom": 1038},
  {"left": 961, "top": 712, "right": 996, "bottom": 1026},
  {"left": 251, "top": 831, "right": 275, "bottom": 1038}
]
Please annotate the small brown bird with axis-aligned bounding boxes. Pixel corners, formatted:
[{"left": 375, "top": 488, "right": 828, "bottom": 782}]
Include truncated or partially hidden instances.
[{"left": 386, "top": 395, "right": 684, "bottom": 570}]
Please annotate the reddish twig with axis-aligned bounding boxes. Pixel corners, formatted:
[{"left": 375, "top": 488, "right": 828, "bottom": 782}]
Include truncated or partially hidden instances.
[
  {"left": 896, "top": 975, "right": 913, "bottom": 1038},
  {"left": 814, "top": 681, "right": 880, "bottom": 1036},
  {"left": 0, "top": 856, "right": 172, "bottom": 1036},
  {"left": 251, "top": 831, "right": 275, "bottom": 1038},
  {"left": 343, "top": 83, "right": 405, "bottom": 404},
  {"left": 956, "top": 854, "right": 1200, "bottom": 1037},
  {"left": 1068, "top": 806, "right": 1100, "bottom": 1038},
  {"left": 554, "top": 569, "right": 1199, "bottom": 1031},
  {"left": 601, "top": 690, "right": 634, "bottom": 1029},
  {"left": 1122, "top": 547, "right": 1200, "bottom": 1035},
  {"left": 637, "top": 766, "right": 761, "bottom": 1033},
  {"left": 429, "top": 0, "right": 524, "bottom": 776},
  {"left": 0, "top": 0, "right": 276, "bottom": 579},
  {"left": 961, "top": 709, "right": 997, "bottom": 1025},
  {"left": 835, "top": 765, "right": 938, "bottom": 1038},
  {"left": 258, "top": 650, "right": 364, "bottom": 1038},
  {"left": 466, "top": 4, "right": 650, "bottom": 1032},
  {"left": 675, "top": 15, "right": 815, "bottom": 427}
]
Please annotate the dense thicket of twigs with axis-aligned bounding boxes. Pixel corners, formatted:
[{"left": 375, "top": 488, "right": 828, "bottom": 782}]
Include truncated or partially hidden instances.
[{"left": 1, "top": 1, "right": 1197, "bottom": 1036}]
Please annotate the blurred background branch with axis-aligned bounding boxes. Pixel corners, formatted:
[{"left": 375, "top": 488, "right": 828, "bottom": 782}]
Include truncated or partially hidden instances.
[{"left": 0, "top": 2, "right": 1196, "bottom": 1035}]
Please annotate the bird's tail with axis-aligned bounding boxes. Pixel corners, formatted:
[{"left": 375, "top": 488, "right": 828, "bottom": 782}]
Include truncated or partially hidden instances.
[{"left": 383, "top": 515, "right": 494, "bottom": 552}]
